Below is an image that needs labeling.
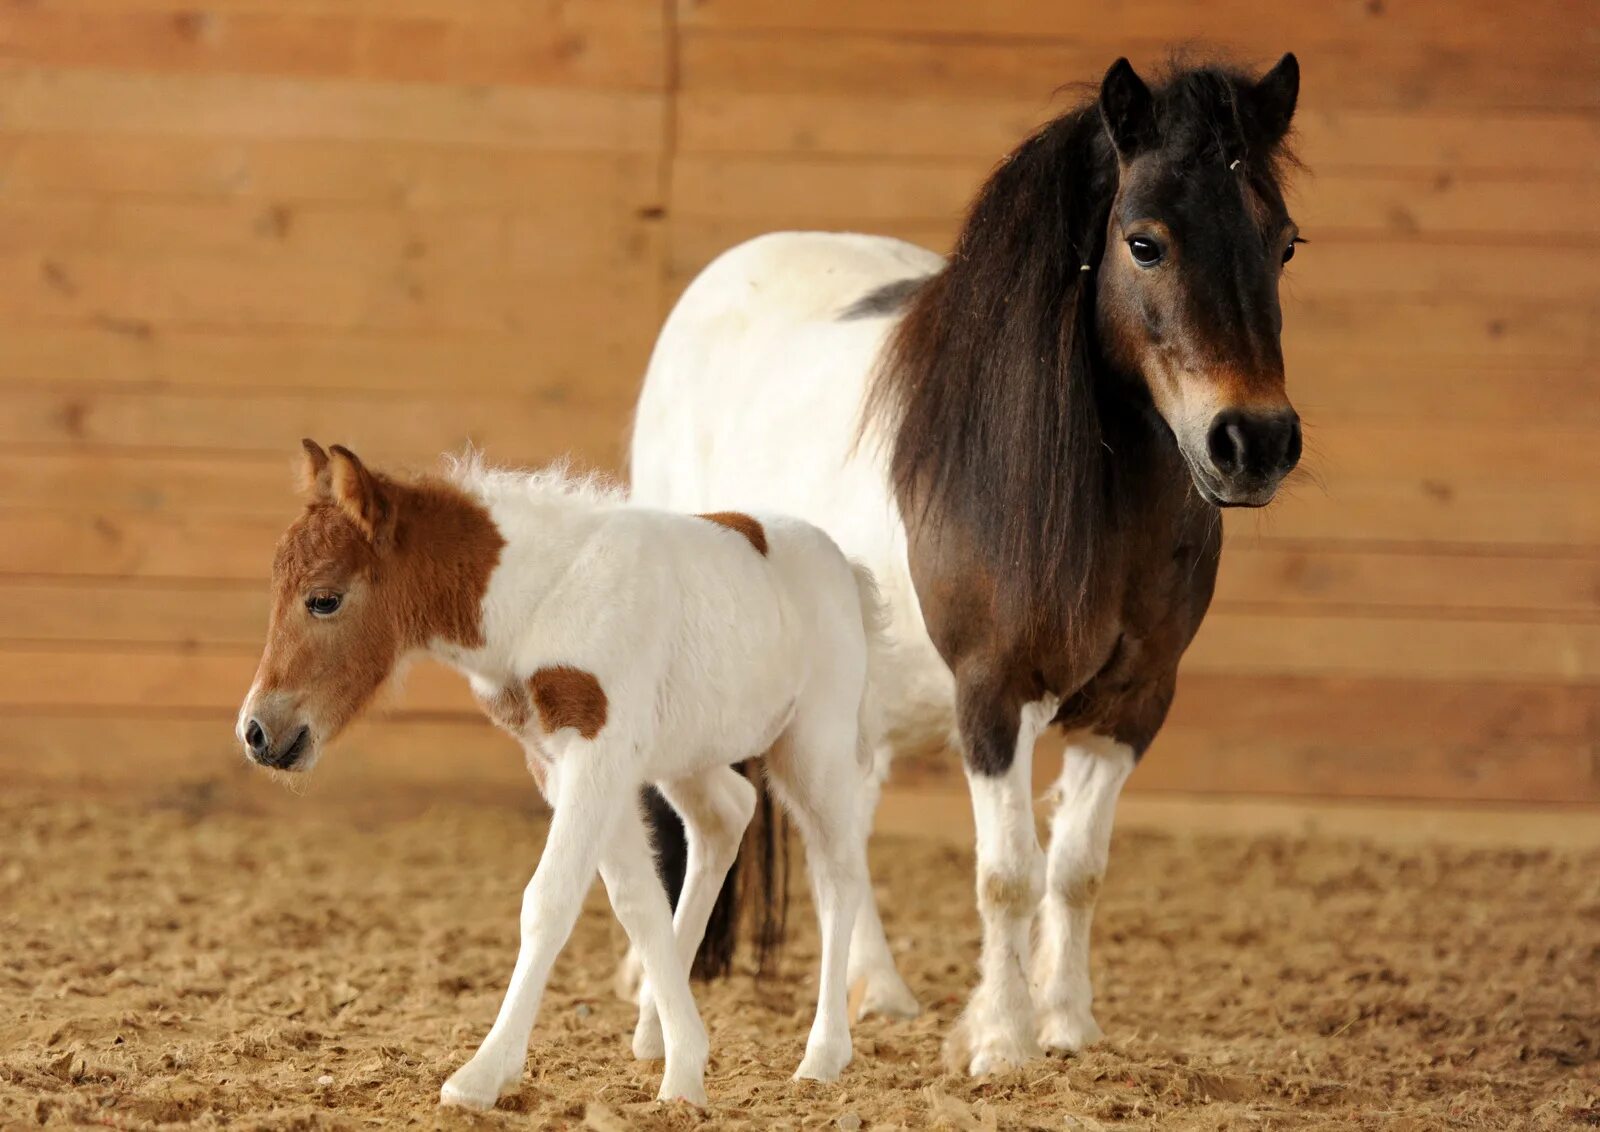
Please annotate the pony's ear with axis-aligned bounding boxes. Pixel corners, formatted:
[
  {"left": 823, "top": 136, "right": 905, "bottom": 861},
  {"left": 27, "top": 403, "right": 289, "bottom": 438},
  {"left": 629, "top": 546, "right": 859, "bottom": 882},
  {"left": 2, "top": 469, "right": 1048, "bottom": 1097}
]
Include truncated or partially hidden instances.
[
  {"left": 299, "top": 438, "right": 331, "bottom": 499},
  {"left": 327, "top": 445, "right": 393, "bottom": 542},
  {"left": 1099, "top": 57, "right": 1156, "bottom": 158},
  {"left": 1247, "top": 53, "right": 1299, "bottom": 149}
]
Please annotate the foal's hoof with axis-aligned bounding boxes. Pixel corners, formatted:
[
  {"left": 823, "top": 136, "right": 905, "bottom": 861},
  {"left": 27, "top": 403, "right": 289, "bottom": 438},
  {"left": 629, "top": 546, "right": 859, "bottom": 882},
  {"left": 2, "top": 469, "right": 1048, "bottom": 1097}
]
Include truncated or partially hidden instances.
[
  {"left": 632, "top": 1011, "right": 666, "bottom": 1061},
  {"left": 1038, "top": 1006, "right": 1104, "bottom": 1055},
  {"left": 794, "top": 1038, "right": 853, "bottom": 1083},
  {"left": 656, "top": 1073, "right": 707, "bottom": 1107},
  {"left": 439, "top": 1056, "right": 519, "bottom": 1110},
  {"left": 855, "top": 970, "right": 921, "bottom": 1021}
]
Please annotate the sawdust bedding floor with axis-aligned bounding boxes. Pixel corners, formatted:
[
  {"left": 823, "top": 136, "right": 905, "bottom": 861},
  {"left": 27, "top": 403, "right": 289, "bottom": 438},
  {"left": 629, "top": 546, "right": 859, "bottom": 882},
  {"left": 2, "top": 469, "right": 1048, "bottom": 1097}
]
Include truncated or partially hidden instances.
[{"left": 1, "top": 792, "right": 1595, "bottom": 1130}]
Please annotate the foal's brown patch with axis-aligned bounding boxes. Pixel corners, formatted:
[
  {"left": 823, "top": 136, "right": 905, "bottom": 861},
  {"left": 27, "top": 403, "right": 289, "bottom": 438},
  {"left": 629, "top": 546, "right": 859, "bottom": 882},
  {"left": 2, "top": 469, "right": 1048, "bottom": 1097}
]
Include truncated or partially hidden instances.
[
  {"left": 527, "top": 666, "right": 608, "bottom": 739},
  {"left": 698, "top": 511, "right": 768, "bottom": 556}
]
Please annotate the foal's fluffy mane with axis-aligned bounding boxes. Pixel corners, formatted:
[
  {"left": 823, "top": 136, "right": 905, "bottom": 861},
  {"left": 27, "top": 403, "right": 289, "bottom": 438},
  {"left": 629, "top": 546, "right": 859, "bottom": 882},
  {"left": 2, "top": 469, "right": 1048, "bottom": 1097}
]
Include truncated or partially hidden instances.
[{"left": 441, "top": 448, "right": 628, "bottom": 511}]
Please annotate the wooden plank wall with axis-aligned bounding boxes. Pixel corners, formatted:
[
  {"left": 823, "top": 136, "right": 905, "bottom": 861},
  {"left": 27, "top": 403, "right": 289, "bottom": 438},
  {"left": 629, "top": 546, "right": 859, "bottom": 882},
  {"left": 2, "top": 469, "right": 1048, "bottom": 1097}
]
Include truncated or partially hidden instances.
[{"left": 1, "top": 1, "right": 1596, "bottom": 806}]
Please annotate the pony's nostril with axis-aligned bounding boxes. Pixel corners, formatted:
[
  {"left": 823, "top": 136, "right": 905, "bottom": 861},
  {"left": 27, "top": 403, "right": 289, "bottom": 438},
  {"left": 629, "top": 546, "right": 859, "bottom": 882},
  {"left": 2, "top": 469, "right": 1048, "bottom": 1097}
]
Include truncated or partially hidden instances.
[
  {"left": 1283, "top": 414, "right": 1303, "bottom": 471},
  {"left": 1207, "top": 414, "right": 1247, "bottom": 476},
  {"left": 244, "top": 718, "right": 268, "bottom": 757}
]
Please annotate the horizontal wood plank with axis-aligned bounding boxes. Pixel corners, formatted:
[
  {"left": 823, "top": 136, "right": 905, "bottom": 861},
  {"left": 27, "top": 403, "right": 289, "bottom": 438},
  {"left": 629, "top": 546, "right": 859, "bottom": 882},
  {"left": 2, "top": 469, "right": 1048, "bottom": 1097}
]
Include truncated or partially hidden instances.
[
  {"left": 0, "top": 197, "right": 663, "bottom": 277},
  {"left": 1184, "top": 613, "right": 1600, "bottom": 682},
  {"left": 680, "top": 30, "right": 1600, "bottom": 112},
  {"left": 0, "top": 64, "right": 662, "bottom": 152},
  {"left": 677, "top": 0, "right": 1591, "bottom": 57},
  {"left": 0, "top": 136, "right": 663, "bottom": 209},
  {"left": 0, "top": 388, "right": 637, "bottom": 463},
  {"left": 0, "top": 326, "right": 650, "bottom": 395},
  {"left": 0, "top": 3, "right": 666, "bottom": 91},
  {"left": 0, "top": 252, "right": 666, "bottom": 335},
  {"left": 675, "top": 91, "right": 1600, "bottom": 173}
]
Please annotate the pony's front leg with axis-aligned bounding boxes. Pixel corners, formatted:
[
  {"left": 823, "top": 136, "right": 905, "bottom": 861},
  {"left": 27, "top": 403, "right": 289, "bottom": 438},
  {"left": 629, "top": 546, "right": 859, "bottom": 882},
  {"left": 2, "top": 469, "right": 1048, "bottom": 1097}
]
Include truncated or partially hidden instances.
[
  {"left": 1034, "top": 733, "right": 1134, "bottom": 1053},
  {"left": 944, "top": 692, "right": 1055, "bottom": 1076},
  {"left": 599, "top": 797, "right": 711, "bottom": 1104},
  {"left": 439, "top": 767, "right": 619, "bottom": 1109}
]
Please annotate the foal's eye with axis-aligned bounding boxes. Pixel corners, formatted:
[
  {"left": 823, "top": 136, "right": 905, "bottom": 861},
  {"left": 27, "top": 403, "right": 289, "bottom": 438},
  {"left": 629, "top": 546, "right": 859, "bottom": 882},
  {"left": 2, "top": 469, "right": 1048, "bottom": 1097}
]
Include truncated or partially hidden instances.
[
  {"left": 306, "top": 593, "right": 343, "bottom": 617},
  {"left": 1281, "top": 242, "right": 1296, "bottom": 264},
  {"left": 1127, "top": 236, "right": 1165, "bottom": 267}
]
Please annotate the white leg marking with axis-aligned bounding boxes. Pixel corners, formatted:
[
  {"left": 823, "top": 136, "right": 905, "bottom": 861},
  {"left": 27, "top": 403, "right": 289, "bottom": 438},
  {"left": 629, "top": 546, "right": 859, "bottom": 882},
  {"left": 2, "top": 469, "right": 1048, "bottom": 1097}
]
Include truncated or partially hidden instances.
[
  {"left": 945, "top": 697, "right": 1055, "bottom": 1077},
  {"left": 765, "top": 718, "right": 869, "bottom": 1083},
  {"left": 847, "top": 745, "right": 919, "bottom": 1020},
  {"left": 1034, "top": 734, "right": 1133, "bottom": 1054},
  {"left": 599, "top": 800, "right": 711, "bottom": 1105},
  {"left": 632, "top": 767, "right": 756, "bottom": 1062},
  {"left": 439, "top": 765, "right": 617, "bottom": 1109}
]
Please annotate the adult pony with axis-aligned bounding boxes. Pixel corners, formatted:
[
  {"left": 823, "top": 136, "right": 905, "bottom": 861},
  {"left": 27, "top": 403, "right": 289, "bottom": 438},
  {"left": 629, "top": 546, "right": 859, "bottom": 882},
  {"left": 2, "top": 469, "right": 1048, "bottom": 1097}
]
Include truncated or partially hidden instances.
[{"left": 631, "top": 55, "right": 1305, "bottom": 1073}]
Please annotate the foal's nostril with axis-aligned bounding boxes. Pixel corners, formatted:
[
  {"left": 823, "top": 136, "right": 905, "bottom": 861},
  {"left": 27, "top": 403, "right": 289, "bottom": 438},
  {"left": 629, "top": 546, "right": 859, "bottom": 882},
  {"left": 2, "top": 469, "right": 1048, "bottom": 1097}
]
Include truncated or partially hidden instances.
[{"left": 244, "top": 718, "right": 269, "bottom": 758}]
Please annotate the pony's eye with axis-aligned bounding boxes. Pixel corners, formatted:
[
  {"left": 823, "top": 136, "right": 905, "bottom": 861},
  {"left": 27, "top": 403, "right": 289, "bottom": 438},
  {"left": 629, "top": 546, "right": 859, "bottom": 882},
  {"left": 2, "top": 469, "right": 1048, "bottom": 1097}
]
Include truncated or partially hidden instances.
[
  {"left": 1282, "top": 242, "right": 1296, "bottom": 264},
  {"left": 1127, "top": 236, "right": 1164, "bottom": 267},
  {"left": 306, "top": 593, "right": 343, "bottom": 617}
]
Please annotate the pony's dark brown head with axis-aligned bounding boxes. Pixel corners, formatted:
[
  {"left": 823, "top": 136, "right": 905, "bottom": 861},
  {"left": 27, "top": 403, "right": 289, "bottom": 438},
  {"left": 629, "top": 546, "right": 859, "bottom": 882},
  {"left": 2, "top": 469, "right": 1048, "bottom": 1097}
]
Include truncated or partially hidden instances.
[
  {"left": 1095, "top": 55, "right": 1303, "bottom": 507},
  {"left": 236, "top": 441, "right": 502, "bottom": 772}
]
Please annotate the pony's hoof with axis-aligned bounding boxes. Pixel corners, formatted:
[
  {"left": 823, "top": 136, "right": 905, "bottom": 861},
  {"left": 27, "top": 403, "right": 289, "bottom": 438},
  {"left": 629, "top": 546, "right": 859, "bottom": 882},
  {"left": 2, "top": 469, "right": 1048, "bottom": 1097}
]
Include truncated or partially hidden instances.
[
  {"left": 943, "top": 1012, "right": 1039, "bottom": 1077},
  {"left": 1038, "top": 1006, "right": 1104, "bottom": 1054},
  {"left": 856, "top": 971, "right": 920, "bottom": 1021},
  {"left": 794, "top": 1038, "right": 853, "bottom": 1083}
]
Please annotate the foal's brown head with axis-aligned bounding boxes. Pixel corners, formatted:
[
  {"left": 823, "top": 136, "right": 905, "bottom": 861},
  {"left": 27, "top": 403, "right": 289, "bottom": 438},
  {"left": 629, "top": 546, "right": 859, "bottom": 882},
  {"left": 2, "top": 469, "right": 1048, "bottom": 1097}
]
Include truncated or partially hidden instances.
[
  {"left": 1095, "top": 55, "right": 1303, "bottom": 507},
  {"left": 236, "top": 441, "right": 502, "bottom": 771}
]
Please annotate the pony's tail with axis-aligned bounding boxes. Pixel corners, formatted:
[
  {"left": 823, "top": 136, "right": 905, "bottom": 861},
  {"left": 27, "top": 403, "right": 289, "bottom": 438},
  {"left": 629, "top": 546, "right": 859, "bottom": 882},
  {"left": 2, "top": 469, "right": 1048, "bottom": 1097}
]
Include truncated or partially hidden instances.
[{"left": 642, "top": 762, "right": 789, "bottom": 981}]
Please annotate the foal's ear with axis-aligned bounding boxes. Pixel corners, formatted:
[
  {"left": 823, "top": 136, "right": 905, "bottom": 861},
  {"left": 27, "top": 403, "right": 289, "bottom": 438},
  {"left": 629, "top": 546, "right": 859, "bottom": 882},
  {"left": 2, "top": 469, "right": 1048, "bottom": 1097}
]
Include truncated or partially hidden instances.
[
  {"left": 1099, "top": 57, "right": 1156, "bottom": 159},
  {"left": 1247, "top": 53, "right": 1299, "bottom": 148},
  {"left": 327, "top": 445, "right": 393, "bottom": 543},
  {"left": 299, "top": 438, "right": 331, "bottom": 499}
]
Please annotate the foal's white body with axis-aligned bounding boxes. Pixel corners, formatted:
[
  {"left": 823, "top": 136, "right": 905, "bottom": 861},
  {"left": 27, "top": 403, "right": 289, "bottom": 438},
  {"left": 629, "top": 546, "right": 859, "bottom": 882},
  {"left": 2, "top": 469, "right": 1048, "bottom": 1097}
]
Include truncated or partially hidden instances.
[
  {"left": 632, "top": 232, "right": 1137, "bottom": 1071},
  {"left": 435, "top": 463, "right": 875, "bottom": 1107}
]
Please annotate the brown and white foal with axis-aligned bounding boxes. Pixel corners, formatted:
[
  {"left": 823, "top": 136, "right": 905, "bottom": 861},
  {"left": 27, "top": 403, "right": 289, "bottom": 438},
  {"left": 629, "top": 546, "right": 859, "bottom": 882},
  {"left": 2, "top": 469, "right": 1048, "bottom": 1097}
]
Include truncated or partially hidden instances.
[{"left": 237, "top": 442, "right": 881, "bottom": 1107}]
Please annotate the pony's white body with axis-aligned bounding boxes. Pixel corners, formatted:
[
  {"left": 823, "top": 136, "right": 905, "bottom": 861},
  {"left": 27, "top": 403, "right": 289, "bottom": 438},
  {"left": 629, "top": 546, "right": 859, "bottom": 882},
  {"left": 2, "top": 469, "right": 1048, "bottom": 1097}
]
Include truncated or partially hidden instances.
[
  {"left": 436, "top": 461, "right": 877, "bottom": 1107},
  {"left": 632, "top": 233, "right": 957, "bottom": 763},
  {"left": 632, "top": 232, "right": 1137, "bottom": 1072}
]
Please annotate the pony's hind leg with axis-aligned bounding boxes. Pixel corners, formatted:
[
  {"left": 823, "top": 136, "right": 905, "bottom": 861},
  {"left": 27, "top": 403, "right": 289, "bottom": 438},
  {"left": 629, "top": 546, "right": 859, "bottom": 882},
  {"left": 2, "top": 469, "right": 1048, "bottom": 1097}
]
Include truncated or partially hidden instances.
[
  {"left": 600, "top": 794, "right": 712, "bottom": 1104},
  {"left": 765, "top": 713, "right": 869, "bottom": 1083},
  {"left": 847, "top": 744, "right": 919, "bottom": 1020},
  {"left": 1034, "top": 732, "right": 1134, "bottom": 1053},
  {"left": 440, "top": 763, "right": 619, "bottom": 1109},
  {"left": 631, "top": 765, "right": 757, "bottom": 1060}
]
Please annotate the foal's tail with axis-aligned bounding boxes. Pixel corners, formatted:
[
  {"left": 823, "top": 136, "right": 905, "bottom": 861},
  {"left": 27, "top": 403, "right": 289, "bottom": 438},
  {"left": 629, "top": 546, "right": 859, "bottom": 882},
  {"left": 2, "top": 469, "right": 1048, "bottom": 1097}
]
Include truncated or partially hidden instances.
[{"left": 642, "top": 557, "right": 889, "bottom": 983}]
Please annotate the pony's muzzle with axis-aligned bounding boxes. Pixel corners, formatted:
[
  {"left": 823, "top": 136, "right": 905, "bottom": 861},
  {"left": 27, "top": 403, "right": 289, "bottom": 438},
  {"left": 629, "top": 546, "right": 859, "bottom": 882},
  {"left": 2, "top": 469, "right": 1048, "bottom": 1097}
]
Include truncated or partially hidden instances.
[{"left": 1203, "top": 408, "right": 1300, "bottom": 505}]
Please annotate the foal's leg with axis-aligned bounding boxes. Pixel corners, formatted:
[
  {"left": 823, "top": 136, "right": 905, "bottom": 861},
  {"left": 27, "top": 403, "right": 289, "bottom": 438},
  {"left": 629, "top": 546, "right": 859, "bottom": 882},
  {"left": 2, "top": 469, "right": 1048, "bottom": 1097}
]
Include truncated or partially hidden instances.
[
  {"left": 599, "top": 798, "right": 712, "bottom": 1104},
  {"left": 765, "top": 715, "right": 869, "bottom": 1082},
  {"left": 944, "top": 692, "right": 1055, "bottom": 1076},
  {"left": 1034, "top": 732, "right": 1134, "bottom": 1053},
  {"left": 631, "top": 765, "right": 757, "bottom": 1060},
  {"left": 846, "top": 743, "right": 920, "bottom": 1020},
  {"left": 440, "top": 764, "right": 620, "bottom": 1109}
]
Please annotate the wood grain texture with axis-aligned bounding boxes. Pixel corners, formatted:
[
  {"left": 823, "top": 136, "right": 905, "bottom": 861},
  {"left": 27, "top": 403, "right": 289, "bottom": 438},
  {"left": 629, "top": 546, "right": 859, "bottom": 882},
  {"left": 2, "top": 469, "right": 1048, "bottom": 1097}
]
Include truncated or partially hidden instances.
[{"left": 0, "top": 1, "right": 1594, "bottom": 805}]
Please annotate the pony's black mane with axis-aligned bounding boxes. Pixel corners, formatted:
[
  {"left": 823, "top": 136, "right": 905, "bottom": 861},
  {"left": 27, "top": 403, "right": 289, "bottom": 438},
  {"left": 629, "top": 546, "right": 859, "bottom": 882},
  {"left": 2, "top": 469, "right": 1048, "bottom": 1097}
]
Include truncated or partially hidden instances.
[{"left": 868, "top": 62, "right": 1294, "bottom": 648}]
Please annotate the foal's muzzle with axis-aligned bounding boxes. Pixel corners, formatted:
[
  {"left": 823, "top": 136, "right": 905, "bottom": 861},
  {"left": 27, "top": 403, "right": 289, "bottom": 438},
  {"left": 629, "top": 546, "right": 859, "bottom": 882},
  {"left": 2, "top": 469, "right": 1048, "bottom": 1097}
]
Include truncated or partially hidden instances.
[
  {"left": 239, "top": 713, "right": 313, "bottom": 770},
  {"left": 1198, "top": 408, "right": 1301, "bottom": 507}
]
